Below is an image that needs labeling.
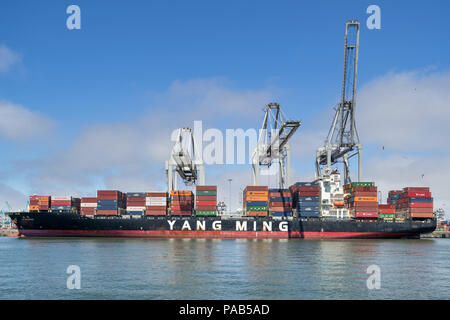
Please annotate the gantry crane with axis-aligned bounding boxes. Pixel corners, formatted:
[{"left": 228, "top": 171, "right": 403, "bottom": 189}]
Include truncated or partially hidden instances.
[
  {"left": 166, "top": 127, "right": 205, "bottom": 191},
  {"left": 315, "top": 20, "right": 362, "bottom": 185},
  {"left": 252, "top": 103, "right": 301, "bottom": 188}
]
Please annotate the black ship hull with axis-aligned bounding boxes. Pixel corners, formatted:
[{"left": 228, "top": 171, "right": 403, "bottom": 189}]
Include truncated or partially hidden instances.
[{"left": 8, "top": 211, "right": 436, "bottom": 239}]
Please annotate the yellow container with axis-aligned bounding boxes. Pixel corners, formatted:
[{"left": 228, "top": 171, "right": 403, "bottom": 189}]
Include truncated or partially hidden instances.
[
  {"left": 245, "top": 191, "right": 268, "bottom": 196},
  {"left": 354, "top": 197, "right": 377, "bottom": 202},
  {"left": 245, "top": 196, "right": 268, "bottom": 201},
  {"left": 170, "top": 190, "right": 193, "bottom": 196}
]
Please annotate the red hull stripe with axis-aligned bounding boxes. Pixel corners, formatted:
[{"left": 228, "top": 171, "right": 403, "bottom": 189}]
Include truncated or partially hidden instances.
[{"left": 19, "top": 229, "right": 415, "bottom": 239}]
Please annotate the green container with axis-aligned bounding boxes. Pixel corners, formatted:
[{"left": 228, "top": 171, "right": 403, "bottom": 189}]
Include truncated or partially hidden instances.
[
  {"left": 195, "top": 210, "right": 217, "bottom": 216},
  {"left": 196, "top": 190, "right": 217, "bottom": 196},
  {"left": 350, "top": 182, "right": 375, "bottom": 187},
  {"left": 380, "top": 214, "right": 395, "bottom": 219},
  {"left": 246, "top": 206, "right": 268, "bottom": 211}
]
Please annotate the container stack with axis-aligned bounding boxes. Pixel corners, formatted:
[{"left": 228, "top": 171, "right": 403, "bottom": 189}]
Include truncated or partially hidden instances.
[
  {"left": 268, "top": 189, "right": 292, "bottom": 217},
  {"left": 397, "top": 187, "right": 433, "bottom": 220},
  {"left": 96, "top": 190, "right": 126, "bottom": 216},
  {"left": 80, "top": 197, "right": 97, "bottom": 216},
  {"left": 126, "top": 192, "right": 146, "bottom": 216},
  {"left": 195, "top": 186, "right": 217, "bottom": 216},
  {"left": 243, "top": 186, "right": 268, "bottom": 217},
  {"left": 51, "top": 196, "right": 80, "bottom": 212},
  {"left": 344, "top": 182, "right": 378, "bottom": 219},
  {"left": 290, "top": 182, "right": 320, "bottom": 218},
  {"left": 145, "top": 192, "right": 167, "bottom": 216},
  {"left": 29, "top": 195, "right": 51, "bottom": 212},
  {"left": 387, "top": 190, "right": 403, "bottom": 207},
  {"left": 170, "top": 190, "right": 194, "bottom": 216},
  {"left": 378, "top": 204, "right": 396, "bottom": 220}
]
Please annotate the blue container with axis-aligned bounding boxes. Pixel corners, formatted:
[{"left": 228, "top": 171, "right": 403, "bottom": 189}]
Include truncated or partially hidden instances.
[
  {"left": 97, "top": 200, "right": 118, "bottom": 205},
  {"left": 408, "top": 197, "right": 433, "bottom": 203},
  {"left": 127, "top": 192, "right": 146, "bottom": 198},
  {"left": 51, "top": 205, "right": 72, "bottom": 210},
  {"left": 97, "top": 205, "right": 118, "bottom": 210},
  {"left": 298, "top": 212, "right": 319, "bottom": 217},
  {"left": 298, "top": 203, "right": 320, "bottom": 208},
  {"left": 298, "top": 196, "right": 319, "bottom": 202},
  {"left": 128, "top": 211, "right": 144, "bottom": 215},
  {"left": 271, "top": 211, "right": 292, "bottom": 217},
  {"left": 294, "top": 182, "right": 319, "bottom": 186},
  {"left": 390, "top": 194, "right": 401, "bottom": 200},
  {"left": 269, "top": 188, "right": 290, "bottom": 193},
  {"left": 269, "top": 197, "right": 292, "bottom": 202},
  {"left": 298, "top": 206, "right": 320, "bottom": 211},
  {"left": 246, "top": 201, "right": 268, "bottom": 206}
]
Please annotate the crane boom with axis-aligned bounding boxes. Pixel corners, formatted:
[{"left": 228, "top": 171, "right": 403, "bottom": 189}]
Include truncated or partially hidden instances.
[
  {"left": 252, "top": 103, "right": 301, "bottom": 188},
  {"left": 316, "top": 20, "right": 362, "bottom": 184}
]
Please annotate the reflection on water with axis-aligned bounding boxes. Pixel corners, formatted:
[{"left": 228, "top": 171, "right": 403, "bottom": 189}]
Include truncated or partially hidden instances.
[{"left": 0, "top": 237, "right": 449, "bottom": 299}]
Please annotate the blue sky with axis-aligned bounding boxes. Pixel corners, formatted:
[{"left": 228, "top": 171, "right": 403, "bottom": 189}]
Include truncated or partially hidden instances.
[{"left": 0, "top": 0, "right": 449, "bottom": 212}]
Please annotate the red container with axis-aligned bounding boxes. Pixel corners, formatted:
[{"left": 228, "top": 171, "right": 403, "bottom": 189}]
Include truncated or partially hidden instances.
[
  {"left": 270, "top": 207, "right": 292, "bottom": 212},
  {"left": 145, "top": 210, "right": 166, "bottom": 216},
  {"left": 351, "top": 201, "right": 378, "bottom": 208},
  {"left": 195, "top": 200, "right": 216, "bottom": 206},
  {"left": 379, "top": 204, "right": 395, "bottom": 209},
  {"left": 296, "top": 191, "right": 320, "bottom": 197},
  {"left": 354, "top": 212, "right": 378, "bottom": 218},
  {"left": 244, "top": 186, "right": 269, "bottom": 192},
  {"left": 146, "top": 206, "right": 167, "bottom": 210},
  {"left": 405, "top": 192, "right": 432, "bottom": 198},
  {"left": 196, "top": 185, "right": 217, "bottom": 191},
  {"left": 269, "top": 202, "right": 292, "bottom": 207},
  {"left": 146, "top": 192, "right": 167, "bottom": 197},
  {"left": 352, "top": 192, "right": 378, "bottom": 197},
  {"left": 246, "top": 211, "right": 268, "bottom": 216},
  {"left": 403, "top": 187, "right": 430, "bottom": 193},
  {"left": 51, "top": 200, "right": 72, "bottom": 206},
  {"left": 196, "top": 195, "right": 217, "bottom": 201},
  {"left": 81, "top": 197, "right": 97, "bottom": 203},
  {"left": 269, "top": 191, "right": 291, "bottom": 197},
  {"left": 410, "top": 212, "right": 434, "bottom": 218},
  {"left": 379, "top": 209, "right": 396, "bottom": 214},
  {"left": 171, "top": 205, "right": 192, "bottom": 210},
  {"left": 409, "top": 207, "right": 433, "bottom": 213},
  {"left": 409, "top": 202, "right": 433, "bottom": 208},
  {"left": 96, "top": 209, "right": 118, "bottom": 215},
  {"left": 170, "top": 210, "right": 191, "bottom": 216},
  {"left": 196, "top": 205, "right": 217, "bottom": 211},
  {"left": 352, "top": 186, "right": 378, "bottom": 192}
]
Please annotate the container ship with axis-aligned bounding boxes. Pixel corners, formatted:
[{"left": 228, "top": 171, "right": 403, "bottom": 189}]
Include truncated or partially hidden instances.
[
  {"left": 6, "top": 20, "right": 437, "bottom": 239},
  {"left": 8, "top": 181, "right": 436, "bottom": 239}
]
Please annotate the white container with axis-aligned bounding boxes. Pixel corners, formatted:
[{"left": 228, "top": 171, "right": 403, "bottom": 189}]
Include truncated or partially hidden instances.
[
  {"left": 146, "top": 202, "right": 167, "bottom": 206},
  {"left": 81, "top": 203, "right": 97, "bottom": 208},
  {"left": 52, "top": 196, "right": 72, "bottom": 201},
  {"left": 146, "top": 197, "right": 166, "bottom": 202},
  {"left": 126, "top": 206, "right": 146, "bottom": 211}
]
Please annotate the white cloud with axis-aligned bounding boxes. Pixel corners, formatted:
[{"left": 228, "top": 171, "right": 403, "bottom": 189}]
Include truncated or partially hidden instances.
[
  {"left": 365, "top": 154, "right": 450, "bottom": 214},
  {"left": 0, "top": 101, "right": 54, "bottom": 141},
  {"left": 11, "top": 78, "right": 275, "bottom": 197},
  {"left": 357, "top": 70, "right": 450, "bottom": 151},
  {"left": 0, "top": 45, "right": 21, "bottom": 74}
]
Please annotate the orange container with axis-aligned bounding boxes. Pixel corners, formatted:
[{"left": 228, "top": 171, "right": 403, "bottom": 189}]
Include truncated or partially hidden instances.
[{"left": 29, "top": 205, "right": 39, "bottom": 211}]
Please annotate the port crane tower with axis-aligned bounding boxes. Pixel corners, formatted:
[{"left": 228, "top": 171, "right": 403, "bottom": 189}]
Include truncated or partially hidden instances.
[
  {"left": 315, "top": 20, "right": 362, "bottom": 185},
  {"left": 252, "top": 103, "right": 301, "bottom": 189},
  {"left": 166, "top": 127, "right": 205, "bottom": 192}
]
